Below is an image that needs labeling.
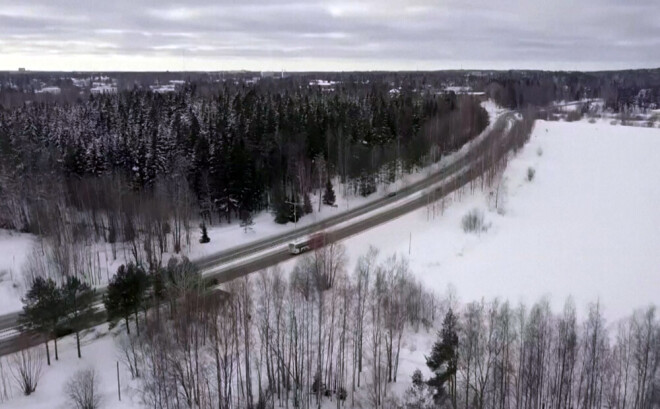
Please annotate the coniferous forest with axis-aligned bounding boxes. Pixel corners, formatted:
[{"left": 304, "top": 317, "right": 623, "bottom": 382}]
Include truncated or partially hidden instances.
[{"left": 0, "top": 79, "right": 487, "bottom": 249}]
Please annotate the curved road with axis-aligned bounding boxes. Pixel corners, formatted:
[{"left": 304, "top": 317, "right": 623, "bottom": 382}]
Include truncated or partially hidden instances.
[{"left": 0, "top": 111, "right": 518, "bottom": 356}]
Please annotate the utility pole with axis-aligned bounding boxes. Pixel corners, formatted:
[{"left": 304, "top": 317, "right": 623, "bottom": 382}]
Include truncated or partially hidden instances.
[
  {"left": 315, "top": 154, "right": 325, "bottom": 213},
  {"left": 285, "top": 199, "right": 303, "bottom": 228},
  {"left": 117, "top": 361, "right": 121, "bottom": 401}
]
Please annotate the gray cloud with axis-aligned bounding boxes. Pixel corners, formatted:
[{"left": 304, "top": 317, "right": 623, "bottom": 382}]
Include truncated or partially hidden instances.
[{"left": 0, "top": 0, "right": 658, "bottom": 71}]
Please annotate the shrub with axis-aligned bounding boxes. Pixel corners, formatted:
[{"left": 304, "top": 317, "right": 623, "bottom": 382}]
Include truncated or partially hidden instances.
[
  {"left": 527, "top": 167, "right": 536, "bottom": 181},
  {"left": 65, "top": 368, "right": 101, "bottom": 409},
  {"left": 239, "top": 210, "right": 254, "bottom": 233},
  {"left": 10, "top": 346, "right": 43, "bottom": 396},
  {"left": 536, "top": 147, "right": 543, "bottom": 157},
  {"left": 566, "top": 110, "right": 582, "bottom": 122},
  {"left": 411, "top": 369, "right": 424, "bottom": 388},
  {"left": 461, "top": 209, "right": 485, "bottom": 233},
  {"left": 358, "top": 174, "right": 377, "bottom": 197}
]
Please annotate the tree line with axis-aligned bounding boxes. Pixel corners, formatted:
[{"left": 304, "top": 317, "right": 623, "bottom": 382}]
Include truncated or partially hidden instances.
[
  {"left": 0, "top": 81, "right": 488, "bottom": 279},
  {"left": 13, "top": 238, "right": 659, "bottom": 409},
  {"left": 0, "top": 82, "right": 488, "bottom": 229},
  {"left": 112, "top": 243, "right": 441, "bottom": 409},
  {"left": 419, "top": 299, "right": 660, "bottom": 409}
]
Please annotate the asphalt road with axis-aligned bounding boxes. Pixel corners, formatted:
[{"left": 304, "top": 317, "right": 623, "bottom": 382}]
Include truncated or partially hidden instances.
[{"left": 0, "top": 111, "right": 516, "bottom": 356}]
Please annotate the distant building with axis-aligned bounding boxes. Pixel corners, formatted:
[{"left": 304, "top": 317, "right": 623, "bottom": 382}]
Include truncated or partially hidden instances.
[
  {"left": 18, "top": 68, "right": 26, "bottom": 72},
  {"left": 90, "top": 84, "right": 117, "bottom": 94},
  {"left": 36, "top": 86, "right": 61, "bottom": 95},
  {"left": 439, "top": 86, "right": 485, "bottom": 97},
  {"left": 309, "top": 79, "right": 338, "bottom": 87},
  {"left": 71, "top": 77, "right": 90, "bottom": 87},
  {"left": 150, "top": 84, "right": 176, "bottom": 93}
]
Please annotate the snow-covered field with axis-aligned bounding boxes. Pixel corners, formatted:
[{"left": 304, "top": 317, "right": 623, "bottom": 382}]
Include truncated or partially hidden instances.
[
  {"left": 292, "top": 119, "right": 660, "bottom": 323},
  {"left": 551, "top": 98, "right": 660, "bottom": 128}
]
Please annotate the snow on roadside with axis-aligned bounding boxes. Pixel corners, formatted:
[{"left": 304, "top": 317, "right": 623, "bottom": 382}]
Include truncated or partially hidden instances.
[
  {"left": 0, "top": 231, "right": 36, "bottom": 312},
  {"left": 0, "top": 327, "right": 138, "bottom": 409}
]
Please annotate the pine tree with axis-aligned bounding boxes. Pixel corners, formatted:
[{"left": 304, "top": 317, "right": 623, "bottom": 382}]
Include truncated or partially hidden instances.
[
  {"left": 323, "top": 180, "right": 336, "bottom": 206},
  {"left": 240, "top": 209, "right": 255, "bottom": 233},
  {"left": 273, "top": 191, "right": 303, "bottom": 224},
  {"left": 104, "top": 263, "right": 150, "bottom": 336},
  {"left": 61, "top": 276, "right": 95, "bottom": 359},
  {"left": 274, "top": 201, "right": 291, "bottom": 224},
  {"left": 199, "top": 222, "right": 211, "bottom": 243},
  {"left": 273, "top": 186, "right": 291, "bottom": 224},
  {"left": 426, "top": 308, "right": 459, "bottom": 404},
  {"left": 20, "top": 277, "right": 64, "bottom": 366},
  {"left": 303, "top": 193, "right": 313, "bottom": 214}
]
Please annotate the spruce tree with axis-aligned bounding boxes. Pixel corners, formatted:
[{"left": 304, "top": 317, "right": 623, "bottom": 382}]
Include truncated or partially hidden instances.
[
  {"left": 104, "top": 263, "right": 150, "bottom": 336},
  {"left": 240, "top": 209, "right": 255, "bottom": 233},
  {"left": 303, "top": 193, "right": 313, "bottom": 214},
  {"left": 20, "top": 277, "right": 64, "bottom": 365},
  {"left": 199, "top": 223, "right": 211, "bottom": 243},
  {"left": 61, "top": 276, "right": 95, "bottom": 358},
  {"left": 323, "top": 180, "right": 336, "bottom": 206},
  {"left": 274, "top": 201, "right": 291, "bottom": 224},
  {"left": 426, "top": 308, "right": 459, "bottom": 404}
]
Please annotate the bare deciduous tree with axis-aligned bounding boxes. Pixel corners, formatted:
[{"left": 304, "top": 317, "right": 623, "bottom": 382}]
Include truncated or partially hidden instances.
[
  {"left": 10, "top": 344, "right": 43, "bottom": 396},
  {"left": 65, "top": 368, "right": 102, "bottom": 409}
]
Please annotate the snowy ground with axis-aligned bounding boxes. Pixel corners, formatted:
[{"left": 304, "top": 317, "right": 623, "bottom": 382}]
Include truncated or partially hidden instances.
[
  {"left": 550, "top": 98, "right": 660, "bottom": 128},
  {"left": 0, "top": 231, "right": 36, "bottom": 312},
  {"left": 0, "top": 323, "right": 437, "bottom": 409},
  {"left": 278, "top": 119, "right": 660, "bottom": 323},
  {"left": 0, "top": 327, "right": 139, "bottom": 409}
]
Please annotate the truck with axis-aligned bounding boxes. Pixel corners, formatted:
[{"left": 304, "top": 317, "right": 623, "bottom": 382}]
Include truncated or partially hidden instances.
[
  {"left": 288, "top": 239, "right": 310, "bottom": 255},
  {"left": 288, "top": 232, "right": 327, "bottom": 255}
]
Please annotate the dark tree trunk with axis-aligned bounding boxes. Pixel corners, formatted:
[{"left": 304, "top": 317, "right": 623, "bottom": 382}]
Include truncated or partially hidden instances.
[
  {"left": 45, "top": 340, "right": 51, "bottom": 366},
  {"left": 76, "top": 331, "right": 81, "bottom": 358}
]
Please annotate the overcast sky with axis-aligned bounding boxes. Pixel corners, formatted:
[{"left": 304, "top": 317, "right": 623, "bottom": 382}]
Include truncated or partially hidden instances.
[{"left": 1, "top": 0, "right": 658, "bottom": 72}]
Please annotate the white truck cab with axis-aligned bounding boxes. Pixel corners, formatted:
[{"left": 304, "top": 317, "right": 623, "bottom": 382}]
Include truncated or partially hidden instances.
[{"left": 288, "top": 239, "right": 310, "bottom": 255}]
